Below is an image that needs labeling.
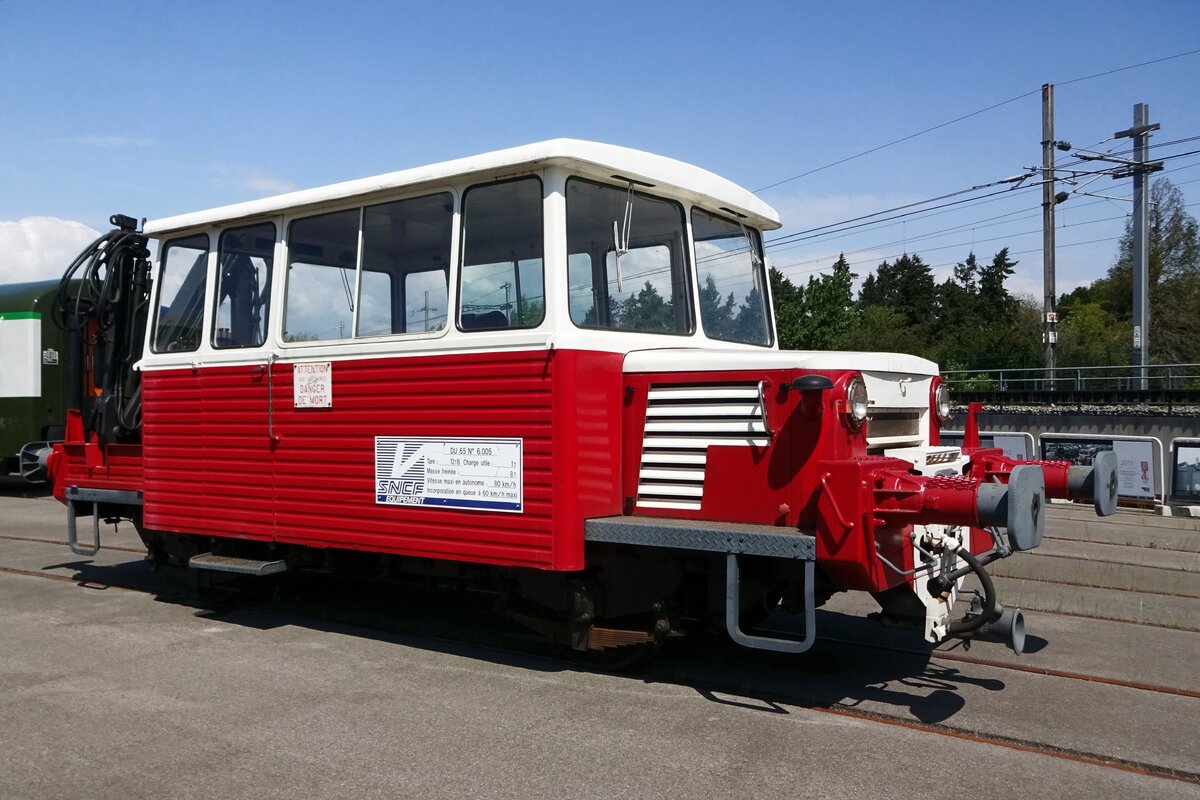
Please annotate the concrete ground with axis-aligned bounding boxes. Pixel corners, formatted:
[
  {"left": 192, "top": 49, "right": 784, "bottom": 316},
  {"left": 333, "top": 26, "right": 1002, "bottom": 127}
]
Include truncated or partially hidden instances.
[{"left": 1, "top": 481, "right": 1198, "bottom": 799}]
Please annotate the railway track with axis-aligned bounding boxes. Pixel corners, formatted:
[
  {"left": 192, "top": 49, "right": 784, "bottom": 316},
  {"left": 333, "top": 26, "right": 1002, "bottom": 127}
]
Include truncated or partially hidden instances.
[{"left": 2, "top": 528, "right": 1198, "bottom": 788}]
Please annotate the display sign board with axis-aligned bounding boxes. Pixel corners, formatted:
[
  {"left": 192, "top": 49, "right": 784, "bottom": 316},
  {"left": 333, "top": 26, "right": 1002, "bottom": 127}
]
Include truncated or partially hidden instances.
[
  {"left": 1173, "top": 442, "right": 1200, "bottom": 502},
  {"left": 294, "top": 361, "right": 332, "bottom": 408},
  {"left": 375, "top": 436, "right": 523, "bottom": 513},
  {"left": 1113, "top": 440, "right": 1155, "bottom": 499},
  {"left": 1041, "top": 438, "right": 1112, "bottom": 467},
  {"left": 939, "top": 432, "right": 1030, "bottom": 460},
  {"left": 1042, "top": 437, "right": 1161, "bottom": 500},
  {"left": 991, "top": 434, "right": 1029, "bottom": 460}
]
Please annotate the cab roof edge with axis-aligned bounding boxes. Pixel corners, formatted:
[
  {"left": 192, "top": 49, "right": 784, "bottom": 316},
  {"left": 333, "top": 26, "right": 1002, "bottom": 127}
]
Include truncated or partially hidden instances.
[{"left": 143, "top": 139, "right": 780, "bottom": 236}]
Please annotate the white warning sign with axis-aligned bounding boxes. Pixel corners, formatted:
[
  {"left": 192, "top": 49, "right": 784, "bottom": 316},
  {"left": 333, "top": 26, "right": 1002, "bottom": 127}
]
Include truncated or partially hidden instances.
[
  {"left": 375, "top": 436, "right": 523, "bottom": 512},
  {"left": 294, "top": 361, "right": 332, "bottom": 408}
]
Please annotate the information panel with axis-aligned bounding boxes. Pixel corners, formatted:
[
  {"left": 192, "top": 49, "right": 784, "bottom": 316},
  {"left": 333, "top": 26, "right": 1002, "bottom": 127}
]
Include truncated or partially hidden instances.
[
  {"left": 375, "top": 436, "right": 523, "bottom": 512},
  {"left": 1113, "top": 440, "right": 1155, "bottom": 499},
  {"left": 0, "top": 314, "right": 40, "bottom": 398},
  {"left": 991, "top": 434, "right": 1029, "bottom": 460}
]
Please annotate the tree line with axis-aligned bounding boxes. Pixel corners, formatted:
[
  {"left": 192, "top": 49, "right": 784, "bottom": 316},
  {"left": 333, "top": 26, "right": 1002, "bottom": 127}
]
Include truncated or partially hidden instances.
[{"left": 769, "top": 178, "right": 1200, "bottom": 370}]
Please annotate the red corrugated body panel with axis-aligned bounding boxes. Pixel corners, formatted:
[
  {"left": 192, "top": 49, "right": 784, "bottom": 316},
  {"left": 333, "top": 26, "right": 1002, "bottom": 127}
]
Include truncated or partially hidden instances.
[
  {"left": 547, "top": 349, "right": 624, "bottom": 566},
  {"left": 142, "top": 366, "right": 274, "bottom": 540},
  {"left": 55, "top": 442, "right": 144, "bottom": 495},
  {"left": 141, "top": 348, "right": 624, "bottom": 571},
  {"left": 273, "top": 349, "right": 556, "bottom": 567}
]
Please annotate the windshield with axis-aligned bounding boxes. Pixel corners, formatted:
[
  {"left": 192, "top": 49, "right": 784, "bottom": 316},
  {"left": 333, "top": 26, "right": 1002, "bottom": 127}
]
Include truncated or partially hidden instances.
[
  {"left": 566, "top": 178, "right": 692, "bottom": 335},
  {"left": 692, "top": 208, "right": 771, "bottom": 346}
]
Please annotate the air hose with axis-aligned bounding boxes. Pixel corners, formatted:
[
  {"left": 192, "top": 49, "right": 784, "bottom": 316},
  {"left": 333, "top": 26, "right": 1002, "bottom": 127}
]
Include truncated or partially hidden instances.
[{"left": 943, "top": 548, "right": 998, "bottom": 636}]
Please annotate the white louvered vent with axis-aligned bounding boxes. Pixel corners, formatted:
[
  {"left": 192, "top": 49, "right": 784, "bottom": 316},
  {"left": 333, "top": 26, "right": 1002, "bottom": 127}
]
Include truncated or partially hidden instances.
[{"left": 636, "top": 384, "right": 770, "bottom": 510}]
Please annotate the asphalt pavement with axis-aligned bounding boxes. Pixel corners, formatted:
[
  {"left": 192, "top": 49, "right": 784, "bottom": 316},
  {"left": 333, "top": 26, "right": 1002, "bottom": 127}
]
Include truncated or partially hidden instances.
[{"left": 1, "top": 482, "right": 1198, "bottom": 799}]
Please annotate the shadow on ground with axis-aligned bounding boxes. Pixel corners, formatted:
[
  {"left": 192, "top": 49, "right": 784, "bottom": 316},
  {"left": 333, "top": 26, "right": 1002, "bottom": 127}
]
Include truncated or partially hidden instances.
[{"left": 46, "top": 554, "right": 1004, "bottom": 726}]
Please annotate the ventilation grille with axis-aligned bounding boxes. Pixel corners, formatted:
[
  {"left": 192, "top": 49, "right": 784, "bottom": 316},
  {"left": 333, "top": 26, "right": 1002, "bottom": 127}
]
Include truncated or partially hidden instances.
[
  {"left": 867, "top": 409, "right": 924, "bottom": 454},
  {"left": 924, "top": 447, "right": 961, "bottom": 465},
  {"left": 636, "top": 384, "right": 770, "bottom": 510}
]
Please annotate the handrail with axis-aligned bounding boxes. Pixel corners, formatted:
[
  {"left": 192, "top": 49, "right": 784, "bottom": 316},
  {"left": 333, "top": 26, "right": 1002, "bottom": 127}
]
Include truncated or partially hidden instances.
[{"left": 942, "top": 362, "right": 1200, "bottom": 393}]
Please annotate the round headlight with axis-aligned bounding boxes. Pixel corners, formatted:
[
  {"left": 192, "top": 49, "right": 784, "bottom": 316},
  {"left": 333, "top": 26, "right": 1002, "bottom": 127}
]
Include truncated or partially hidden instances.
[
  {"left": 846, "top": 376, "right": 869, "bottom": 428},
  {"left": 934, "top": 382, "right": 952, "bottom": 422}
]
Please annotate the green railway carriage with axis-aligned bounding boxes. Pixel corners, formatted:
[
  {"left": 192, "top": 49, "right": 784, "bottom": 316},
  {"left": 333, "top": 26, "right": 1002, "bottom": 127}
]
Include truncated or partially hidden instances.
[{"left": 0, "top": 279, "right": 68, "bottom": 480}]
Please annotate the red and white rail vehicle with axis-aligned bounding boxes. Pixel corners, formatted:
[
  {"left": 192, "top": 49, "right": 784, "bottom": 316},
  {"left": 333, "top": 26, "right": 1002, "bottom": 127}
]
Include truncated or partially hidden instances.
[{"left": 49, "top": 140, "right": 1117, "bottom": 658}]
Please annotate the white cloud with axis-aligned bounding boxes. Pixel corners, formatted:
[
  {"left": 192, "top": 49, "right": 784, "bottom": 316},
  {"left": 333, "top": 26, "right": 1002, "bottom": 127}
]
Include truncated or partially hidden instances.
[
  {"left": 0, "top": 217, "right": 101, "bottom": 284},
  {"left": 60, "top": 135, "right": 155, "bottom": 148},
  {"left": 210, "top": 164, "right": 298, "bottom": 197}
]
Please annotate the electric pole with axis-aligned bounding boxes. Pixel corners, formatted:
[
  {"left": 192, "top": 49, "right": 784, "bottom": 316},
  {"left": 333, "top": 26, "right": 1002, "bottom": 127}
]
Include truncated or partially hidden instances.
[
  {"left": 1041, "top": 84, "right": 1058, "bottom": 387},
  {"left": 1116, "top": 104, "right": 1158, "bottom": 390},
  {"left": 1073, "top": 104, "right": 1163, "bottom": 388}
]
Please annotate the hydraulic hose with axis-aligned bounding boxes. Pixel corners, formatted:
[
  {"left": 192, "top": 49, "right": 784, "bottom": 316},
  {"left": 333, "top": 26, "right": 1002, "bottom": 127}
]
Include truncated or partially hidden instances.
[
  {"left": 944, "top": 548, "right": 998, "bottom": 637},
  {"left": 54, "top": 222, "right": 152, "bottom": 440}
]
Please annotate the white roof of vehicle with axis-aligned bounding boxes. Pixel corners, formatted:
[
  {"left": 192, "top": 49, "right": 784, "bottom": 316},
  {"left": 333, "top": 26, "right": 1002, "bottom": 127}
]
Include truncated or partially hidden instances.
[{"left": 144, "top": 139, "right": 780, "bottom": 236}]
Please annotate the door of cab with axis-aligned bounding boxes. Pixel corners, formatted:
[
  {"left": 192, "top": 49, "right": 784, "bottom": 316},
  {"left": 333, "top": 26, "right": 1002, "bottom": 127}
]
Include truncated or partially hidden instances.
[{"left": 198, "top": 219, "right": 281, "bottom": 542}]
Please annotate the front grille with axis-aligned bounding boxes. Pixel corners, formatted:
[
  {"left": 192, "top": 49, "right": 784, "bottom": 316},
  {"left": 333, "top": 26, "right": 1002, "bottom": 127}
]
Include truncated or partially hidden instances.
[
  {"left": 866, "top": 409, "right": 924, "bottom": 454},
  {"left": 637, "top": 384, "right": 769, "bottom": 510}
]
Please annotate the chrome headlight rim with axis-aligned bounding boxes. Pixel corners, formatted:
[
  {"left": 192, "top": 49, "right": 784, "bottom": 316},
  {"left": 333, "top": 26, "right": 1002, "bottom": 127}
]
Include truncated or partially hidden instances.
[
  {"left": 845, "top": 375, "right": 869, "bottom": 428},
  {"left": 934, "top": 381, "right": 952, "bottom": 422}
]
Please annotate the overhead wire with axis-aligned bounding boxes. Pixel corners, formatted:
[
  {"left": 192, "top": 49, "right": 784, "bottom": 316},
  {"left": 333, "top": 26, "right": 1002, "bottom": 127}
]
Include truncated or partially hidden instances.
[
  {"left": 767, "top": 160, "right": 1200, "bottom": 284},
  {"left": 766, "top": 139, "right": 1199, "bottom": 254},
  {"left": 753, "top": 48, "right": 1200, "bottom": 194},
  {"left": 748, "top": 48, "right": 1200, "bottom": 277}
]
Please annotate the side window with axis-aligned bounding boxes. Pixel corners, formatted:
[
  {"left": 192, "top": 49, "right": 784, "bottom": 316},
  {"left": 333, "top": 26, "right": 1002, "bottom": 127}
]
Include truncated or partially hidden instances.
[
  {"left": 565, "top": 178, "right": 691, "bottom": 334},
  {"left": 404, "top": 269, "right": 448, "bottom": 332},
  {"left": 459, "top": 177, "right": 544, "bottom": 331},
  {"left": 693, "top": 209, "right": 771, "bottom": 346},
  {"left": 359, "top": 192, "right": 453, "bottom": 336},
  {"left": 214, "top": 222, "right": 275, "bottom": 348},
  {"left": 152, "top": 233, "right": 209, "bottom": 353},
  {"left": 283, "top": 209, "right": 359, "bottom": 342},
  {"left": 356, "top": 270, "right": 394, "bottom": 337}
]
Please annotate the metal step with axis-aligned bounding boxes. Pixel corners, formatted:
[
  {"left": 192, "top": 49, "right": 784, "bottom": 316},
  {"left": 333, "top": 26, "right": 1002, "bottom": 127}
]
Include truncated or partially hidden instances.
[{"left": 188, "top": 553, "right": 288, "bottom": 576}]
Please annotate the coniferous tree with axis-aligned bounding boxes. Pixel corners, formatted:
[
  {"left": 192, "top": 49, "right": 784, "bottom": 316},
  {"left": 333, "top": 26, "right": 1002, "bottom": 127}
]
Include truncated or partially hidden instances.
[
  {"left": 796, "top": 254, "right": 857, "bottom": 350},
  {"left": 769, "top": 267, "right": 805, "bottom": 350},
  {"left": 618, "top": 281, "right": 674, "bottom": 332},
  {"left": 858, "top": 253, "right": 936, "bottom": 328}
]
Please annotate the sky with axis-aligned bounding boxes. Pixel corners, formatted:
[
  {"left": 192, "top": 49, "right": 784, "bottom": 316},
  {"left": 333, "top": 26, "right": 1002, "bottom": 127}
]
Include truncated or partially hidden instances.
[{"left": 2, "top": 0, "right": 1199, "bottom": 302}]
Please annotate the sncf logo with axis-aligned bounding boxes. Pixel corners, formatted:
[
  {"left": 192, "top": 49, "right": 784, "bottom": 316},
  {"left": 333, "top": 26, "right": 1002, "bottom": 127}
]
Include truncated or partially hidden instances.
[
  {"left": 377, "top": 479, "right": 423, "bottom": 496},
  {"left": 381, "top": 479, "right": 429, "bottom": 503}
]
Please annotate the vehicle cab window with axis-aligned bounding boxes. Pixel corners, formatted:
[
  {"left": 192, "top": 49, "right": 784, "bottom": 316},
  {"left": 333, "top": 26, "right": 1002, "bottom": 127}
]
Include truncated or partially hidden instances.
[
  {"left": 566, "top": 178, "right": 692, "bottom": 335},
  {"left": 692, "top": 208, "right": 771, "bottom": 346},
  {"left": 214, "top": 222, "right": 275, "bottom": 348},
  {"left": 283, "top": 209, "right": 359, "bottom": 343},
  {"left": 458, "top": 177, "right": 545, "bottom": 331},
  {"left": 359, "top": 192, "right": 453, "bottom": 336},
  {"left": 152, "top": 233, "right": 209, "bottom": 353}
]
